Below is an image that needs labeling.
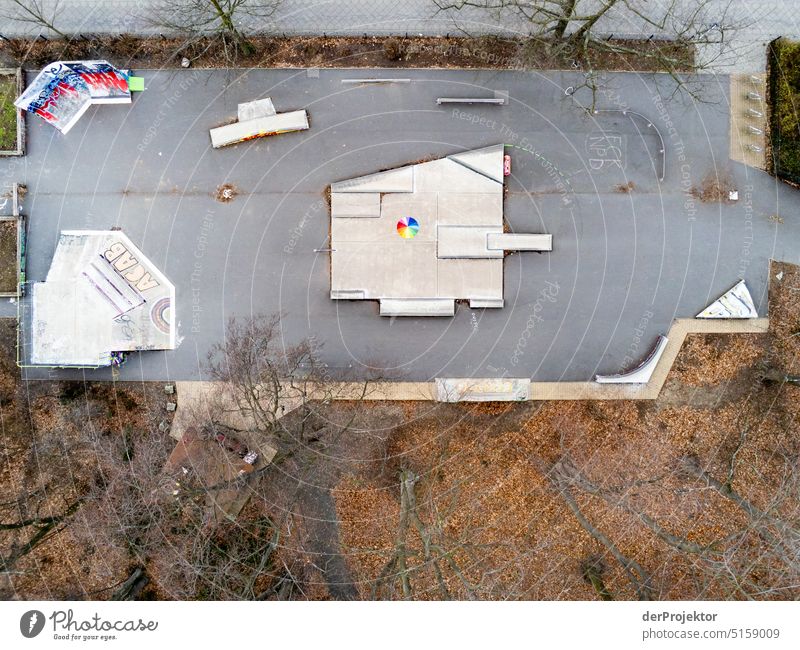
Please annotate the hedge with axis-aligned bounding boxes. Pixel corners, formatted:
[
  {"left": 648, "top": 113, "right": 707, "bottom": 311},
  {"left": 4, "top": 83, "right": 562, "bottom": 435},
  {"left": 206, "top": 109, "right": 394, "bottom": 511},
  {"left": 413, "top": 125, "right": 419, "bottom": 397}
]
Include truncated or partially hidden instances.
[{"left": 769, "top": 38, "right": 800, "bottom": 183}]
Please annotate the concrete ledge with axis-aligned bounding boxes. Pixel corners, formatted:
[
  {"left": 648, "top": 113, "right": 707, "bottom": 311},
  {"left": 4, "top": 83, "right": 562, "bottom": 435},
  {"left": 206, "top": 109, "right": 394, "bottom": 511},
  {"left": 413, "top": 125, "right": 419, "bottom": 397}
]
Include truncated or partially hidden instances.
[
  {"left": 210, "top": 110, "right": 309, "bottom": 148},
  {"left": 436, "top": 378, "right": 529, "bottom": 402},
  {"left": 331, "top": 289, "right": 366, "bottom": 299},
  {"left": 487, "top": 232, "right": 552, "bottom": 252},
  {"left": 380, "top": 298, "right": 455, "bottom": 316},
  {"left": 470, "top": 298, "right": 504, "bottom": 308}
]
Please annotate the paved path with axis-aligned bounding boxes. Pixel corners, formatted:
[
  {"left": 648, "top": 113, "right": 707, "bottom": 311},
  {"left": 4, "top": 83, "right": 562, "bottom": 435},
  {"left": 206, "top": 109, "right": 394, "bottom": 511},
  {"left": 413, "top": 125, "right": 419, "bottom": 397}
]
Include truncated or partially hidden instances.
[
  {"left": 1, "top": 1, "right": 799, "bottom": 71},
  {"left": 5, "top": 67, "right": 800, "bottom": 383}
]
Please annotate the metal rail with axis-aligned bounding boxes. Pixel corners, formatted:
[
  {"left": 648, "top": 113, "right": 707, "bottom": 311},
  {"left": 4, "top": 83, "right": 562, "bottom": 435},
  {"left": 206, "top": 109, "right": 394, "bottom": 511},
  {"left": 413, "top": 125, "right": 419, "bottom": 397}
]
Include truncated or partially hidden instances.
[
  {"left": 341, "top": 78, "right": 411, "bottom": 84},
  {"left": 436, "top": 97, "right": 506, "bottom": 105}
]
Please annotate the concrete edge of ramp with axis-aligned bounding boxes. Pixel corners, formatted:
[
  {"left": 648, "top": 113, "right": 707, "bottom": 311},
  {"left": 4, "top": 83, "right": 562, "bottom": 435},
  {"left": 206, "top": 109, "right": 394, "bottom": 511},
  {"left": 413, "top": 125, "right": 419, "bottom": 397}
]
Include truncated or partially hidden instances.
[
  {"left": 595, "top": 335, "right": 669, "bottom": 384},
  {"left": 169, "top": 317, "right": 770, "bottom": 439},
  {"left": 531, "top": 318, "right": 769, "bottom": 400},
  {"left": 436, "top": 378, "right": 529, "bottom": 402}
]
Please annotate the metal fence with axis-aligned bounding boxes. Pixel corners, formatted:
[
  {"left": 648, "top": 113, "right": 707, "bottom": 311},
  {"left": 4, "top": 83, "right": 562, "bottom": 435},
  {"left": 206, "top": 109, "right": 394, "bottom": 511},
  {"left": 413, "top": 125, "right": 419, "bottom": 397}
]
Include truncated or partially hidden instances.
[
  {"left": 0, "top": 0, "right": 506, "bottom": 38},
  {"left": 0, "top": 0, "right": 715, "bottom": 39}
]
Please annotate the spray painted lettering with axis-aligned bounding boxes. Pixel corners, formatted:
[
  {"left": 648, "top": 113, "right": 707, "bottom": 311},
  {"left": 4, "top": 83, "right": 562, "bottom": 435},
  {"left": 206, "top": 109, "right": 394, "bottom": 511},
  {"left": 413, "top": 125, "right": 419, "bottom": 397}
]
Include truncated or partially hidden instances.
[{"left": 103, "top": 242, "right": 160, "bottom": 292}]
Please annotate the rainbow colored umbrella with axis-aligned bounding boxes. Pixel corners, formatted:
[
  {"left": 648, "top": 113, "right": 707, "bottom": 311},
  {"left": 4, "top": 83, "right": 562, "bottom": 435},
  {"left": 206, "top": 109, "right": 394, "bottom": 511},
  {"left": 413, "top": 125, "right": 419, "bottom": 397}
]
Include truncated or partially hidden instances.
[{"left": 397, "top": 217, "right": 419, "bottom": 239}]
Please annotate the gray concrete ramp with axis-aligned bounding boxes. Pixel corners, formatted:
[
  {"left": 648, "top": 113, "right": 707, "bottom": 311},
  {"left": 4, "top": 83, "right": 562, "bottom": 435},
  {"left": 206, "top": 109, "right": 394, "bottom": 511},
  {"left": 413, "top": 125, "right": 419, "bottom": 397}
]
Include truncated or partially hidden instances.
[
  {"left": 447, "top": 144, "right": 505, "bottom": 182},
  {"left": 380, "top": 298, "right": 455, "bottom": 316},
  {"left": 209, "top": 109, "right": 309, "bottom": 148},
  {"left": 697, "top": 280, "right": 758, "bottom": 318},
  {"left": 331, "top": 193, "right": 381, "bottom": 218},
  {"left": 331, "top": 167, "right": 414, "bottom": 193},
  {"left": 595, "top": 335, "right": 669, "bottom": 384},
  {"left": 487, "top": 233, "right": 553, "bottom": 252}
]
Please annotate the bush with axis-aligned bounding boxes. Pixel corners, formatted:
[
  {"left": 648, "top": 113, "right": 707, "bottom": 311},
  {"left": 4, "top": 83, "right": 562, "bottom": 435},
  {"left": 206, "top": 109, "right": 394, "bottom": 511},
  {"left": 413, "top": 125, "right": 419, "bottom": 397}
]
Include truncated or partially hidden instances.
[
  {"left": 769, "top": 38, "right": 800, "bottom": 182},
  {"left": 302, "top": 39, "right": 321, "bottom": 59},
  {"left": 383, "top": 38, "right": 405, "bottom": 61}
]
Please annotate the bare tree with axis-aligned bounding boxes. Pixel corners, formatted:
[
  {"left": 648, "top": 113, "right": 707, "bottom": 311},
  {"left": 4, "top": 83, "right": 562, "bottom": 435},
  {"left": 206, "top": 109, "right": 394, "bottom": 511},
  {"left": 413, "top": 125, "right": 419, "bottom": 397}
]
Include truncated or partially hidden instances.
[
  {"left": 548, "top": 460, "right": 655, "bottom": 600},
  {"left": 195, "top": 314, "right": 388, "bottom": 599},
  {"left": 369, "top": 467, "right": 503, "bottom": 600},
  {"left": 365, "top": 425, "right": 543, "bottom": 601},
  {"left": 434, "top": 0, "right": 746, "bottom": 96},
  {"left": 0, "top": 493, "right": 83, "bottom": 574},
  {"left": 0, "top": 0, "right": 68, "bottom": 39},
  {"left": 205, "top": 313, "right": 376, "bottom": 453},
  {"left": 549, "top": 413, "right": 800, "bottom": 600},
  {"left": 150, "top": 0, "right": 282, "bottom": 59},
  {"left": 69, "top": 414, "right": 283, "bottom": 600}
]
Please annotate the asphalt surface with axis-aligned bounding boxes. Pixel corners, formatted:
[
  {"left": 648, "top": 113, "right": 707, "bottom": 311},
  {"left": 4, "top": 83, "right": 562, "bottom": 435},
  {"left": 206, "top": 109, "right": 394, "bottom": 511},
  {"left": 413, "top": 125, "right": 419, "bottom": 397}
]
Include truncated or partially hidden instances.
[{"left": 5, "top": 67, "right": 799, "bottom": 382}]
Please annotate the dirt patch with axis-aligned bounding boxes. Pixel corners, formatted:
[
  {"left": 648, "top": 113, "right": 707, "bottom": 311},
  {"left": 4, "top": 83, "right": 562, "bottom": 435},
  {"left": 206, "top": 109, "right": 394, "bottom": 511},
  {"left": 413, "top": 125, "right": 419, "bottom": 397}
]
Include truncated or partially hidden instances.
[
  {"left": 0, "top": 219, "right": 18, "bottom": 293},
  {"left": 766, "top": 260, "right": 800, "bottom": 376},
  {"left": 214, "top": 183, "right": 238, "bottom": 203},
  {"left": 0, "top": 73, "right": 17, "bottom": 151},
  {"left": 614, "top": 181, "right": 635, "bottom": 193},
  {"left": 670, "top": 333, "right": 766, "bottom": 387},
  {"left": 0, "top": 35, "right": 693, "bottom": 73}
]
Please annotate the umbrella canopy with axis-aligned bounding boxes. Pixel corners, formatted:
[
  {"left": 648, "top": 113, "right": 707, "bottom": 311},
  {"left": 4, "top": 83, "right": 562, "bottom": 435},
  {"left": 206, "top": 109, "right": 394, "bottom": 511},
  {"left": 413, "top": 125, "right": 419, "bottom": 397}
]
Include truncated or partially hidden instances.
[{"left": 15, "top": 60, "right": 131, "bottom": 134}]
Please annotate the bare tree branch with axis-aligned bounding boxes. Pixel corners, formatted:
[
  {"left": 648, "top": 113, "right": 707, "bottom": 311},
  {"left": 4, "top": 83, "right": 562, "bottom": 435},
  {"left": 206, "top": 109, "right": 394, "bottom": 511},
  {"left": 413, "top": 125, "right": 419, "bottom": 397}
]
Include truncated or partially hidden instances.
[{"left": 0, "top": 0, "right": 68, "bottom": 39}]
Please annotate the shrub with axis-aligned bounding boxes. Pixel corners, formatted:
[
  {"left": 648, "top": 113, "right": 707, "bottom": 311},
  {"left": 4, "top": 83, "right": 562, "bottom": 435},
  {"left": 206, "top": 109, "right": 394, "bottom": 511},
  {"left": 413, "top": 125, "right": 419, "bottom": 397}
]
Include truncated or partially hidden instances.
[
  {"left": 383, "top": 38, "right": 405, "bottom": 61},
  {"left": 769, "top": 38, "right": 800, "bottom": 182}
]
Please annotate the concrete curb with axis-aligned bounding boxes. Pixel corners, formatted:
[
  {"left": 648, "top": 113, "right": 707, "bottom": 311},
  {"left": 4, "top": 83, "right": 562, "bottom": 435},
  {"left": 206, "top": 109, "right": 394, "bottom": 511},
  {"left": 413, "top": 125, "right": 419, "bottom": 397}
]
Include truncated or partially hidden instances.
[{"left": 171, "top": 317, "right": 769, "bottom": 436}]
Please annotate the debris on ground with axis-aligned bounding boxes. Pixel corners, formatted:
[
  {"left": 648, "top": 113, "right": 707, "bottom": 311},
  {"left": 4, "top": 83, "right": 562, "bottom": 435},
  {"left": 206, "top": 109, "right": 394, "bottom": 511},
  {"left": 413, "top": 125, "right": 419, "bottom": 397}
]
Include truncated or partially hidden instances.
[
  {"left": 214, "top": 183, "right": 238, "bottom": 202},
  {"left": 691, "top": 168, "right": 737, "bottom": 203}
]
